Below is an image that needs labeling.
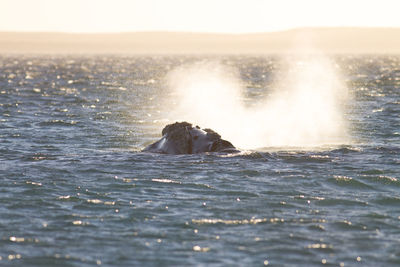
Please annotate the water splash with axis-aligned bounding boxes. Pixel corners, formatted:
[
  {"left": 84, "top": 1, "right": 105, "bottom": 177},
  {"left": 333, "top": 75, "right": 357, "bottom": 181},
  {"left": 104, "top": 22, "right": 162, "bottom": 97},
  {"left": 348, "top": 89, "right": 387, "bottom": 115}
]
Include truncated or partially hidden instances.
[{"left": 165, "top": 57, "right": 349, "bottom": 150}]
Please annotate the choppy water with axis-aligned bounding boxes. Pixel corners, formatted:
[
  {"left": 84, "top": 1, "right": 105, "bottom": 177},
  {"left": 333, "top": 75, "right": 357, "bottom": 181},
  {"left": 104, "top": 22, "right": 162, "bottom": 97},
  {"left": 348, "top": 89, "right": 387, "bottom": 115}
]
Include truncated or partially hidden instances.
[{"left": 0, "top": 55, "right": 399, "bottom": 266}]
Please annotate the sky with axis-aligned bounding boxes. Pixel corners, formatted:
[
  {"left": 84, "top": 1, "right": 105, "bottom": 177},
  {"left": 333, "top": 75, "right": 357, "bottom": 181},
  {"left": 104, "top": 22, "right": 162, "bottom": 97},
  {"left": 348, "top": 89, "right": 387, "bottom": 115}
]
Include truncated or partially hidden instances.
[{"left": 1, "top": 0, "right": 399, "bottom": 33}]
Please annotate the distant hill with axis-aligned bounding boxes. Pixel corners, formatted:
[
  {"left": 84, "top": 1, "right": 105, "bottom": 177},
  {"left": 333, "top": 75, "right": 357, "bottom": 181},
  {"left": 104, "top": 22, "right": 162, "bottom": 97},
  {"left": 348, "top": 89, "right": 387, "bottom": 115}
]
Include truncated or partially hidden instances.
[{"left": 1, "top": 28, "right": 400, "bottom": 54}]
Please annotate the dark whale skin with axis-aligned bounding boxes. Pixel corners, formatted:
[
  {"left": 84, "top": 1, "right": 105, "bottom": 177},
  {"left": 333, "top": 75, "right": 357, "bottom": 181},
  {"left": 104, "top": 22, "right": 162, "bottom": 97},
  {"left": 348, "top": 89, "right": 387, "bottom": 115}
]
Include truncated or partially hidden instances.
[{"left": 143, "top": 122, "right": 238, "bottom": 154}]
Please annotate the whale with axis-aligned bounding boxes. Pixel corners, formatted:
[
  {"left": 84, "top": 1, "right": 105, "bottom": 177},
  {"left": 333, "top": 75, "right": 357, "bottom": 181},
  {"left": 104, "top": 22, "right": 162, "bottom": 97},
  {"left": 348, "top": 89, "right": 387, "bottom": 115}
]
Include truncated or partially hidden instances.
[{"left": 143, "top": 122, "right": 238, "bottom": 154}]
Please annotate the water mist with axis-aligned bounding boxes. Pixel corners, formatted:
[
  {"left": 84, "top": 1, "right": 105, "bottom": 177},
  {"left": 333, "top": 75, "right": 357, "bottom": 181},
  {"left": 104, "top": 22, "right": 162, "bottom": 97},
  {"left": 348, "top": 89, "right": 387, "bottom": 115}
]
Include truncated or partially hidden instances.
[{"left": 164, "top": 57, "right": 349, "bottom": 150}]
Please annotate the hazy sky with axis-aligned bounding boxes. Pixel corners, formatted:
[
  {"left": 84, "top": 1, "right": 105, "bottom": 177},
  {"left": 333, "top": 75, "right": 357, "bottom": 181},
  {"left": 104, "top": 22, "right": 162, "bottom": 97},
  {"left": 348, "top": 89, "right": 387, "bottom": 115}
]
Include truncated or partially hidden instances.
[{"left": 1, "top": 0, "right": 399, "bottom": 33}]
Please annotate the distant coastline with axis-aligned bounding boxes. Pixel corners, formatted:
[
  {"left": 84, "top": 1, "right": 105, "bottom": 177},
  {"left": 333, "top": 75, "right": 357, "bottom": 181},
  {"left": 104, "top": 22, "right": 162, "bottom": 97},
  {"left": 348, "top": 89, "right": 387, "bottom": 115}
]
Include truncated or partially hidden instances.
[{"left": 1, "top": 27, "right": 400, "bottom": 54}]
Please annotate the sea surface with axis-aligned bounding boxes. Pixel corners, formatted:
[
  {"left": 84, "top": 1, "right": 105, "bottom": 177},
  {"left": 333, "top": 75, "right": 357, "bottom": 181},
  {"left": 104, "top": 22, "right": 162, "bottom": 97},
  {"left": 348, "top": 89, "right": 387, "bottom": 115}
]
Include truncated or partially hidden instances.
[{"left": 0, "top": 55, "right": 399, "bottom": 266}]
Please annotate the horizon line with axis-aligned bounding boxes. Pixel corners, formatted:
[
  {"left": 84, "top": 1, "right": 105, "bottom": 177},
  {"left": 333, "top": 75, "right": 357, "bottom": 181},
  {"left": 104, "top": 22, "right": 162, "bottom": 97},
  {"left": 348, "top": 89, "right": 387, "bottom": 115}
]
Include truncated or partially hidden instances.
[
  {"left": 1, "top": 26, "right": 400, "bottom": 35},
  {"left": 2, "top": 27, "right": 400, "bottom": 55}
]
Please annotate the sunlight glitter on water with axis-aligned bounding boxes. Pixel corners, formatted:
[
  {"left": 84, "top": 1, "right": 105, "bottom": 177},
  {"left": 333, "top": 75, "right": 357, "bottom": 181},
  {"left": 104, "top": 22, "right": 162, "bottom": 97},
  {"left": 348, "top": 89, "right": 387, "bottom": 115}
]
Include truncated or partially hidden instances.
[{"left": 191, "top": 218, "right": 284, "bottom": 225}]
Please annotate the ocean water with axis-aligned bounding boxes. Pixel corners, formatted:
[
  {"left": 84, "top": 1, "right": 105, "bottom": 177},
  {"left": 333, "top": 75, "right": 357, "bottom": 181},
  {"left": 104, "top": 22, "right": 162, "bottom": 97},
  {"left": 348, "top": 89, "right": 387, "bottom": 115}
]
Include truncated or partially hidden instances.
[{"left": 0, "top": 55, "right": 399, "bottom": 266}]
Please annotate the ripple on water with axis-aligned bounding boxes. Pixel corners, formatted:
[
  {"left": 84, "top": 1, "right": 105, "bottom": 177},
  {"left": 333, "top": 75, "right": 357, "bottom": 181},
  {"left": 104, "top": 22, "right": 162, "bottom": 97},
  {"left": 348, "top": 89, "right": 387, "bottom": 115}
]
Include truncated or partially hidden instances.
[
  {"left": 328, "top": 175, "right": 375, "bottom": 189},
  {"left": 21, "top": 153, "right": 58, "bottom": 161},
  {"left": 374, "top": 196, "right": 400, "bottom": 206},
  {"left": 36, "top": 120, "right": 79, "bottom": 127},
  {"left": 191, "top": 217, "right": 284, "bottom": 225},
  {"left": 360, "top": 174, "right": 400, "bottom": 188},
  {"left": 315, "top": 197, "right": 368, "bottom": 208}
]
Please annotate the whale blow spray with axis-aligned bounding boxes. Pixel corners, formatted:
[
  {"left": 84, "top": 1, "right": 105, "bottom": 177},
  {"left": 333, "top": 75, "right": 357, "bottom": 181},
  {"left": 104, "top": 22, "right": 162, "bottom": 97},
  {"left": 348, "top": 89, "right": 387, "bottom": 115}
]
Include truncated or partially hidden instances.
[{"left": 165, "top": 57, "right": 349, "bottom": 150}]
